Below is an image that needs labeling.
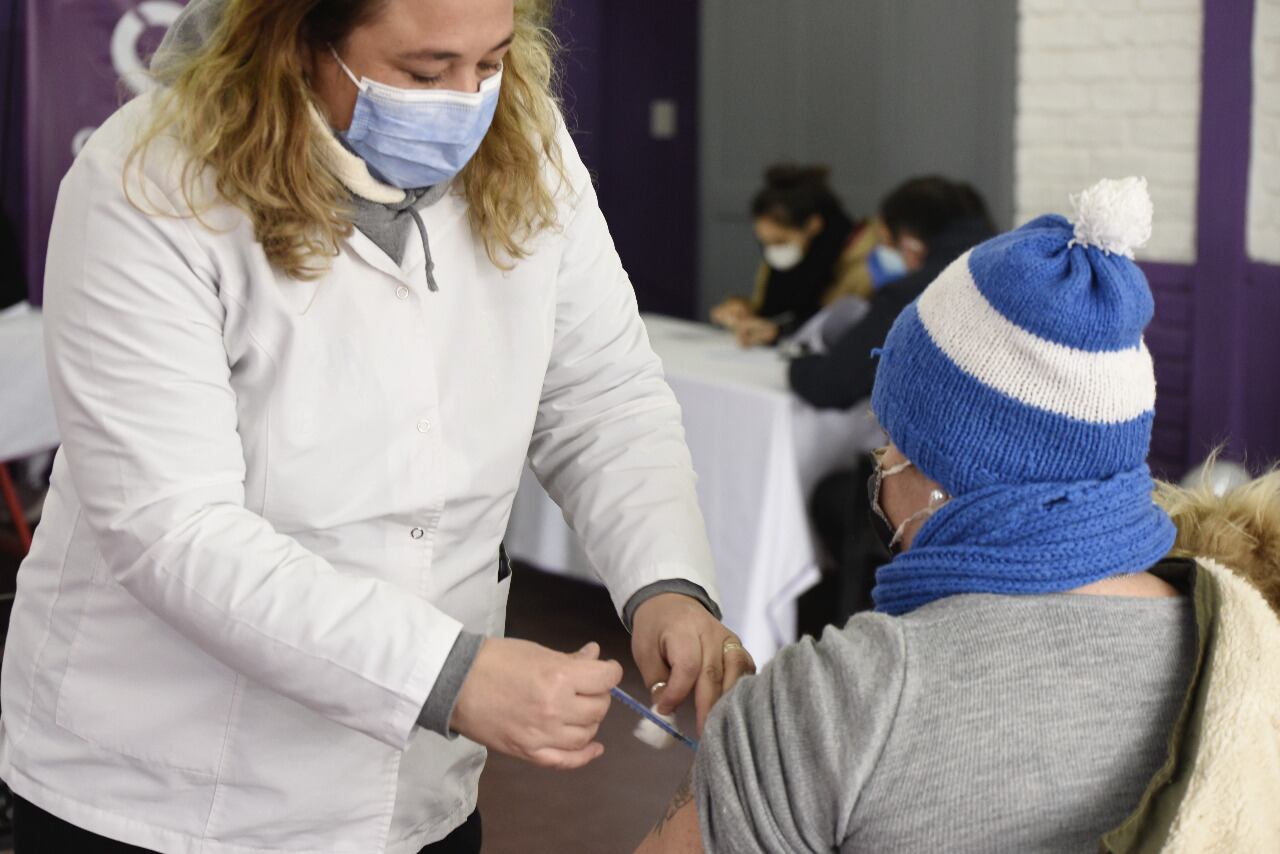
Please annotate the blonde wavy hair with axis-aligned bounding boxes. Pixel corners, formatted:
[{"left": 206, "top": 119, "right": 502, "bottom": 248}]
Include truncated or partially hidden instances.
[
  {"left": 132, "top": 0, "right": 565, "bottom": 279},
  {"left": 1156, "top": 459, "right": 1280, "bottom": 615}
]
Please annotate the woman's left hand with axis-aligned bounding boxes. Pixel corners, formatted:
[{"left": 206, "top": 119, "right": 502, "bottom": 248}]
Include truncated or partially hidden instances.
[
  {"left": 734, "top": 317, "right": 780, "bottom": 348},
  {"left": 631, "top": 593, "right": 756, "bottom": 736}
]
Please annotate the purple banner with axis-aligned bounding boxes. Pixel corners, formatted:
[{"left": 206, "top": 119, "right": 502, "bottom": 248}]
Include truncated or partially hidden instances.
[{"left": 24, "top": 0, "right": 187, "bottom": 304}]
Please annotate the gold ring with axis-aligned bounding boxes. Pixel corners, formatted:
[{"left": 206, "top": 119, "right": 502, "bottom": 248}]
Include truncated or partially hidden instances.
[
  {"left": 649, "top": 681, "right": 667, "bottom": 695},
  {"left": 722, "top": 641, "right": 746, "bottom": 655}
]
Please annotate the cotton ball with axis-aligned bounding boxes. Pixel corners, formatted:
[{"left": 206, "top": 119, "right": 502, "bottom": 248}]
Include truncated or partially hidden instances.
[
  {"left": 1068, "top": 176, "right": 1153, "bottom": 259},
  {"left": 632, "top": 705, "right": 678, "bottom": 749}
]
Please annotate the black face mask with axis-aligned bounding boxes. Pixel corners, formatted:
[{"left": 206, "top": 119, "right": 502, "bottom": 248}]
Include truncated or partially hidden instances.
[{"left": 866, "top": 470, "right": 902, "bottom": 557}]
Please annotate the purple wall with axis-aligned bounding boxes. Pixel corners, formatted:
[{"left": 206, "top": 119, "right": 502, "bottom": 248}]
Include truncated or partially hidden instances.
[
  {"left": 1142, "top": 262, "right": 1194, "bottom": 478},
  {"left": 8, "top": 2, "right": 1270, "bottom": 467},
  {"left": 552, "top": 1, "right": 603, "bottom": 174},
  {"left": 7, "top": 0, "right": 188, "bottom": 306},
  {"left": 555, "top": 0, "right": 700, "bottom": 319},
  {"left": 1143, "top": 0, "right": 1280, "bottom": 476},
  {"left": 3, "top": 1, "right": 699, "bottom": 315},
  {"left": 554, "top": 0, "right": 1280, "bottom": 473},
  {"left": 1187, "top": 0, "right": 1255, "bottom": 467},
  {"left": 1243, "top": 263, "right": 1280, "bottom": 466},
  {"left": 1190, "top": 0, "right": 1280, "bottom": 472}
]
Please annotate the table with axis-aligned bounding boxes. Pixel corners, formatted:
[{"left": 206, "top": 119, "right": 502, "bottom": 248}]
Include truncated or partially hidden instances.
[
  {"left": 0, "top": 303, "right": 58, "bottom": 462},
  {"left": 505, "top": 315, "right": 882, "bottom": 663},
  {"left": 1, "top": 302, "right": 59, "bottom": 552}
]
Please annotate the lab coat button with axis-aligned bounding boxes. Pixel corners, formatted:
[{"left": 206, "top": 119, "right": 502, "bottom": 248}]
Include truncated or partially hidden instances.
[
  {"left": 395, "top": 286, "right": 410, "bottom": 300},
  {"left": 410, "top": 527, "right": 425, "bottom": 540},
  {"left": 416, "top": 419, "right": 432, "bottom": 433}
]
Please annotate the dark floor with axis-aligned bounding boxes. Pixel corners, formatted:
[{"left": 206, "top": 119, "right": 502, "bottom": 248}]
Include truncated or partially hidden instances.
[{"left": 1, "top": 528, "right": 19, "bottom": 853}]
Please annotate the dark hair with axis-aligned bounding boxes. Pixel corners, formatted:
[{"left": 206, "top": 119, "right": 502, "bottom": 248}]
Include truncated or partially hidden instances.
[
  {"left": 879, "top": 176, "right": 993, "bottom": 244},
  {"left": 750, "top": 165, "right": 842, "bottom": 229}
]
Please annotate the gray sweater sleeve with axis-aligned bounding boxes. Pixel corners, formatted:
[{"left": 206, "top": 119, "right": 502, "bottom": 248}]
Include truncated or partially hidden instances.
[
  {"left": 622, "top": 579, "right": 721, "bottom": 632},
  {"left": 693, "top": 614, "right": 907, "bottom": 853},
  {"left": 417, "top": 631, "right": 485, "bottom": 737}
]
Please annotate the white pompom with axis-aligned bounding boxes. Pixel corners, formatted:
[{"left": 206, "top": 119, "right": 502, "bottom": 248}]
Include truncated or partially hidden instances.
[{"left": 1068, "top": 176, "right": 1153, "bottom": 258}]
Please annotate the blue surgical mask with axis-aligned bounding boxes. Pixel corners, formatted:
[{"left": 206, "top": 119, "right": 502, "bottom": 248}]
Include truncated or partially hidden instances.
[
  {"left": 331, "top": 48, "right": 502, "bottom": 190},
  {"left": 868, "top": 245, "right": 908, "bottom": 289}
]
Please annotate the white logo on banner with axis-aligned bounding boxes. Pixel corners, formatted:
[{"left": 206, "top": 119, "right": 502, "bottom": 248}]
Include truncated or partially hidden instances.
[
  {"left": 71, "top": 127, "right": 97, "bottom": 156},
  {"left": 112, "top": 1, "right": 184, "bottom": 96},
  {"left": 72, "top": 2, "right": 183, "bottom": 157}
]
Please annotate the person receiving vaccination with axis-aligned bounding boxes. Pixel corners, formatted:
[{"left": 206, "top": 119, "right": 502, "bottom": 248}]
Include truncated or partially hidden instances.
[{"left": 637, "top": 177, "right": 1280, "bottom": 853}]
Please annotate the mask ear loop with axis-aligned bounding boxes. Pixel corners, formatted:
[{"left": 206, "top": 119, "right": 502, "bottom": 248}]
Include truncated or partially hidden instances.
[
  {"left": 329, "top": 45, "right": 368, "bottom": 92},
  {"left": 871, "top": 449, "right": 950, "bottom": 550},
  {"left": 870, "top": 450, "right": 915, "bottom": 538}
]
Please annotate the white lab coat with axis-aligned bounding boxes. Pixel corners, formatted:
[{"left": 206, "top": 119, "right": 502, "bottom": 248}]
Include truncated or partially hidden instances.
[{"left": 0, "top": 92, "right": 717, "bottom": 853}]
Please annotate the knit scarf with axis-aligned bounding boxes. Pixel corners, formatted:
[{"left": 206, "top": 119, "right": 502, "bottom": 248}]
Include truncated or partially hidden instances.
[{"left": 871, "top": 465, "right": 1177, "bottom": 616}]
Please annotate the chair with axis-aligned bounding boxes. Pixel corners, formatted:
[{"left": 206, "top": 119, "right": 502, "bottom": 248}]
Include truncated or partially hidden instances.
[{"left": 0, "top": 462, "right": 32, "bottom": 555}]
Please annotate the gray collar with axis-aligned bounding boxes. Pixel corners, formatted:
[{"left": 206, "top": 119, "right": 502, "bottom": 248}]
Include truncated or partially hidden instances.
[{"left": 348, "top": 184, "right": 451, "bottom": 291}]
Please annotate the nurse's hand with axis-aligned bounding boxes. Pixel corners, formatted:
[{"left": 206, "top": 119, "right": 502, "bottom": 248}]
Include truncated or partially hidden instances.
[
  {"left": 631, "top": 594, "right": 756, "bottom": 736},
  {"left": 451, "top": 638, "right": 621, "bottom": 770}
]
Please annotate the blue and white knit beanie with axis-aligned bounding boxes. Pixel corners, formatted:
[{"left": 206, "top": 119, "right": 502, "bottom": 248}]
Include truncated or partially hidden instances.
[
  {"left": 873, "top": 176, "right": 1159, "bottom": 491},
  {"left": 869, "top": 177, "right": 1177, "bottom": 615}
]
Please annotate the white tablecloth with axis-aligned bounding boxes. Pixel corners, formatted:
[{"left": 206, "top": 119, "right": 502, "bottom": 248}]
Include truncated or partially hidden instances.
[
  {"left": 505, "top": 314, "right": 882, "bottom": 663},
  {"left": 0, "top": 303, "right": 59, "bottom": 462}
]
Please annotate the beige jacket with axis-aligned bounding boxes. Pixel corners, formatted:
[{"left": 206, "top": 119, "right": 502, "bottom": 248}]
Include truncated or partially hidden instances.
[{"left": 1100, "top": 557, "right": 1280, "bottom": 852}]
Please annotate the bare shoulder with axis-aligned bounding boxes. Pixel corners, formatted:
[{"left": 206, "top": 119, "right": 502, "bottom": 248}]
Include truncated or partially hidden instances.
[{"left": 635, "top": 768, "right": 703, "bottom": 854}]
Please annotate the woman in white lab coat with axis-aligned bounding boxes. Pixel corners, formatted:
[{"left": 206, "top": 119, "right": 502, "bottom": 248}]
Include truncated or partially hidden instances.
[{"left": 0, "top": 1, "right": 752, "bottom": 851}]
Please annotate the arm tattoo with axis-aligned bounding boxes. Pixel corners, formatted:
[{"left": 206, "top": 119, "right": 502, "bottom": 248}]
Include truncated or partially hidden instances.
[{"left": 652, "top": 768, "right": 695, "bottom": 837}]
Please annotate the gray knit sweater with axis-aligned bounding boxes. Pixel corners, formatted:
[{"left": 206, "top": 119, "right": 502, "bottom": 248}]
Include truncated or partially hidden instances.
[{"left": 695, "top": 591, "right": 1195, "bottom": 852}]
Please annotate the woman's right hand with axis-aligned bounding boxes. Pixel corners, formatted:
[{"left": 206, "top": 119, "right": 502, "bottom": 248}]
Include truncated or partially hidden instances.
[
  {"left": 450, "top": 638, "right": 622, "bottom": 769},
  {"left": 710, "top": 298, "right": 751, "bottom": 330}
]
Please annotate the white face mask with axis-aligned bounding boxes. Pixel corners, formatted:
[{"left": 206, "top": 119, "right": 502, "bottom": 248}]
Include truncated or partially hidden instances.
[{"left": 763, "top": 242, "right": 804, "bottom": 271}]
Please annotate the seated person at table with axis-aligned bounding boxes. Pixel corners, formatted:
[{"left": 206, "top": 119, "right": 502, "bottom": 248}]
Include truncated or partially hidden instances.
[
  {"left": 710, "top": 165, "right": 880, "bottom": 346},
  {"left": 788, "top": 175, "right": 994, "bottom": 409},
  {"left": 635, "top": 178, "right": 1280, "bottom": 853}
]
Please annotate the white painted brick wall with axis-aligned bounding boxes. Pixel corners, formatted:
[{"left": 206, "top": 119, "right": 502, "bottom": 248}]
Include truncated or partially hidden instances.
[
  {"left": 1016, "top": 0, "right": 1203, "bottom": 262},
  {"left": 1248, "top": 0, "right": 1280, "bottom": 263}
]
